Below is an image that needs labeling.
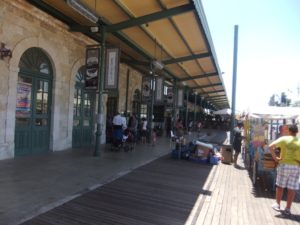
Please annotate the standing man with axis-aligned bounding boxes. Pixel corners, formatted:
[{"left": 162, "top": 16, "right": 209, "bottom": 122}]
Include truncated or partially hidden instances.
[
  {"left": 175, "top": 118, "right": 184, "bottom": 137},
  {"left": 128, "top": 113, "right": 137, "bottom": 142},
  {"left": 112, "top": 112, "right": 127, "bottom": 129},
  {"left": 269, "top": 124, "right": 300, "bottom": 215},
  {"left": 232, "top": 121, "right": 244, "bottom": 167}
]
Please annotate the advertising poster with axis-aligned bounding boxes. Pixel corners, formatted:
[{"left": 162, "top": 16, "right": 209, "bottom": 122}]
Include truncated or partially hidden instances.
[
  {"left": 155, "top": 77, "right": 164, "bottom": 103},
  {"left": 16, "top": 81, "right": 32, "bottom": 117},
  {"left": 251, "top": 124, "right": 265, "bottom": 147},
  {"left": 85, "top": 48, "right": 100, "bottom": 90},
  {"left": 142, "top": 76, "right": 151, "bottom": 102},
  {"left": 177, "top": 88, "right": 184, "bottom": 107},
  {"left": 166, "top": 86, "right": 174, "bottom": 107},
  {"left": 105, "top": 48, "right": 120, "bottom": 90}
]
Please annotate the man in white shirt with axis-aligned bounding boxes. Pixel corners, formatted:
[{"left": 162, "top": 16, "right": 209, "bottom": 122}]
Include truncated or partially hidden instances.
[
  {"left": 112, "top": 112, "right": 123, "bottom": 128},
  {"left": 112, "top": 112, "right": 127, "bottom": 129}
]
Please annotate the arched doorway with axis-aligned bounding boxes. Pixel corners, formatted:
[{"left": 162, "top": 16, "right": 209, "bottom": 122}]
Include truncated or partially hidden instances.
[
  {"left": 72, "top": 66, "right": 95, "bottom": 147},
  {"left": 15, "top": 47, "right": 53, "bottom": 156}
]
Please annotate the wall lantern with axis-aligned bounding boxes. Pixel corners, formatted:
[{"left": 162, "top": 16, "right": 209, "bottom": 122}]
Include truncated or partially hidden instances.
[{"left": 0, "top": 43, "right": 12, "bottom": 60}]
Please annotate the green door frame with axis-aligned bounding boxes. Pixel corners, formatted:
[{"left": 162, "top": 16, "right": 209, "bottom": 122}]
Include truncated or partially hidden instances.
[
  {"left": 15, "top": 69, "right": 53, "bottom": 156},
  {"left": 15, "top": 47, "right": 53, "bottom": 156},
  {"left": 72, "top": 81, "right": 95, "bottom": 148}
]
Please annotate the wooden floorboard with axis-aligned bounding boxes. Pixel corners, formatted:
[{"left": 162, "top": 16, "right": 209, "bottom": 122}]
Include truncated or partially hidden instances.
[{"left": 20, "top": 155, "right": 300, "bottom": 225}]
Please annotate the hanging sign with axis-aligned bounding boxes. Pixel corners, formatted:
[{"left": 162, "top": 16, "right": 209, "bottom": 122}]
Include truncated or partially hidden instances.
[
  {"left": 142, "top": 76, "right": 152, "bottom": 102},
  {"left": 177, "top": 88, "right": 184, "bottom": 107},
  {"left": 105, "top": 47, "right": 120, "bottom": 90},
  {"left": 155, "top": 77, "right": 164, "bottom": 103},
  {"left": 85, "top": 47, "right": 100, "bottom": 90},
  {"left": 166, "top": 86, "right": 174, "bottom": 107}
]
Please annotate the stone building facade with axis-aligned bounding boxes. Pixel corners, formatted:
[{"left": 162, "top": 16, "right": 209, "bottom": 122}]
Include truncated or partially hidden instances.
[{"left": 0, "top": 0, "right": 143, "bottom": 160}]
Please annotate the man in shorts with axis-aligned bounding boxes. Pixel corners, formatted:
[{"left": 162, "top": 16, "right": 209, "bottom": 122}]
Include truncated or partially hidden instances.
[{"left": 269, "top": 124, "right": 300, "bottom": 215}]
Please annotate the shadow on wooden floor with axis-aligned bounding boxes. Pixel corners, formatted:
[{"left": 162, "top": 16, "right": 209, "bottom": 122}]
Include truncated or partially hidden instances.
[{"left": 21, "top": 156, "right": 214, "bottom": 225}]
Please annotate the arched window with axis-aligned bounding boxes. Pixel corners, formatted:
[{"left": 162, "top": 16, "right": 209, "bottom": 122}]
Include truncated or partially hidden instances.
[
  {"left": 75, "top": 66, "right": 85, "bottom": 84},
  {"left": 19, "top": 47, "right": 52, "bottom": 75}
]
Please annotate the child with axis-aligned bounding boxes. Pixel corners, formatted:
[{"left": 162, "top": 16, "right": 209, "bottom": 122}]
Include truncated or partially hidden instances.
[
  {"left": 141, "top": 118, "right": 147, "bottom": 144},
  {"left": 151, "top": 128, "right": 157, "bottom": 146}
]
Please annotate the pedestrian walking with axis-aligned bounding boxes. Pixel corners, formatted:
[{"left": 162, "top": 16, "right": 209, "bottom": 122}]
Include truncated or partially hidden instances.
[
  {"left": 128, "top": 113, "right": 137, "bottom": 143},
  {"left": 232, "top": 121, "right": 244, "bottom": 167},
  {"left": 175, "top": 118, "right": 184, "bottom": 137},
  {"left": 151, "top": 128, "right": 157, "bottom": 146},
  {"left": 269, "top": 124, "right": 300, "bottom": 215}
]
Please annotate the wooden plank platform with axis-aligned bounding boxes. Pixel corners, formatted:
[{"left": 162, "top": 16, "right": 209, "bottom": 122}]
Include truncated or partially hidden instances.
[{"left": 21, "top": 156, "right": 300, "bottom": 225}]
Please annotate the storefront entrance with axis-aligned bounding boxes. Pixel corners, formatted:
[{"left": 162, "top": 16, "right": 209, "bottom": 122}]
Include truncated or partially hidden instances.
[
  {"left": 15, "top": 48, "right": 53, "bottom": 156},
  {"left": 72, "top": 66, "right": 95, "bottom": 148}
]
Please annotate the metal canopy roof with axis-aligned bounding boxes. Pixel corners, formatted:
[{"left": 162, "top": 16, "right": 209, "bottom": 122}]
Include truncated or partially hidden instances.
[{"left": 26, "top": 0, "right": 229, "bottom": 109}]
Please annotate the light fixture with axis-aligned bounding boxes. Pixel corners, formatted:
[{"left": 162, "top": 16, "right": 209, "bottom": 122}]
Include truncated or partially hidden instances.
[
  {"left": 0, "top": 42, "right": 12, "bottom": 60},
  {"left": 164, "top": 80, "right": 173, "bottom": 86},
  {"left": 67, "top": 0, "right": 98, "bottom": 23},
  {"left": 152, "top": 60, "right": 164, "bottom": 70},
  {"left": 90, "top": 26, "right": 99, "bottom": 33}
]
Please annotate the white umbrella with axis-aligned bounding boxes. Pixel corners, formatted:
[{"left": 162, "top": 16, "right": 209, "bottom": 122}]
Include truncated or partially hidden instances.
[
  {"left": 213, "top": 108, "right": 231, "bottom": 115},
  {"left": 249, "top": 106, "right": 300, "bottom": 120}
]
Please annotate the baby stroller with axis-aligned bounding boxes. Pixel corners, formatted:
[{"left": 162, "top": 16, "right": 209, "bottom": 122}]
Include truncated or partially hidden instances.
[
  {"left": 122, "top": 129, "right": 135, "bottom": 151},
  {"left": 111, "top": 127, "right": 134, "bottom": 152}
]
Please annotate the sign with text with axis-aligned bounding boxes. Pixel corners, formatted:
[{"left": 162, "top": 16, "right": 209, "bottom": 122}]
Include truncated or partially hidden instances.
[
  {"left": 251, "top": 124, "right": 265, "bottom": 148},
  {"left": 16, "top": 81, "right": 32, "bottom": 117},
  {"left": 177, "top": 88, "right": 184, "bottom": 107},
  {"left": 105, "top": 48, "right": 120, "bottom": 90},
  {"left": 166, "top": 86, "right": 174, "bottom": 107},
  {"left": 85, "top": 47, "right": 100, "bottom": 90},
  {"left": 155, "top": 77, "right": 164, "bottom": 103},
  {"left": 142, "top": 76, "right": 152, "bottom": 102}
]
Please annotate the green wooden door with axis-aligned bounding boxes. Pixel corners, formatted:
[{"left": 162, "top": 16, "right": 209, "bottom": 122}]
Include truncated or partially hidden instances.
[
  {"left": 72, "top": 66, "right": 95, "bottom": 148},
  {"left": 15, "top": 48, "right": 52, "bottom": 156}
]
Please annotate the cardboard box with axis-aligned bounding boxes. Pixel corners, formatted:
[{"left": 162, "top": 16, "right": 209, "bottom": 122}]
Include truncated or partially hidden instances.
[
  {"left": 221, "top": 147, "right": 232, "bottom": 164},
  {"left": 196, "top": 148, "right": 210, "bottom": 158},
  {"left": 195, "top": 141, "right": 213, "bottom": 158}
]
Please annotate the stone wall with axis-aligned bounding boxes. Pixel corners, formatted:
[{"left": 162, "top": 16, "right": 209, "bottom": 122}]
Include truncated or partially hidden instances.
[
  {"left": 0, "top": 0, "right": 144, "bottom": 160},
  {"left": 0, "top": 0, "right": 95, "bottom": 159},
  {"left": 118, "top": 63, "right": 142, "bottom": 114}
]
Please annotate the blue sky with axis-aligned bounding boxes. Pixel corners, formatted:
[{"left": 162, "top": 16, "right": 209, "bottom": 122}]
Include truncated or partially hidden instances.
[{"left": 201, "top": 0, "right": 300, "bottom": 111}]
